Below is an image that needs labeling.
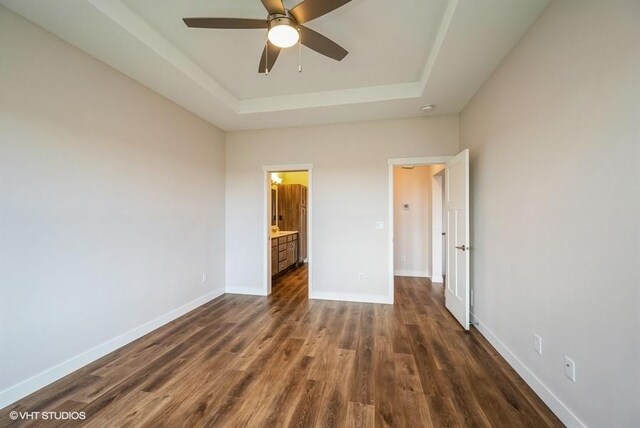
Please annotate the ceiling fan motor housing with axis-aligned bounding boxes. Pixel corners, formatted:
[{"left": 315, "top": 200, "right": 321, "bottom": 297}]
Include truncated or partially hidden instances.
[{"left": 268, "top": 14, "right": 298, "bottom": 30}]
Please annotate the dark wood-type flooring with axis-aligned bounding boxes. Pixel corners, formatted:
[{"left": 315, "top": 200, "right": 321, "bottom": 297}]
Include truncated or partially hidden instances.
[{"left": 1, "top": 266, "right": 563, "bottom": 427}]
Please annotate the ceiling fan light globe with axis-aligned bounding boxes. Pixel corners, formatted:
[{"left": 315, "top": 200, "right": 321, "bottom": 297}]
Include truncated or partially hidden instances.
[{"left": 268, "top": 23, "right": 299, "bottom": 48}]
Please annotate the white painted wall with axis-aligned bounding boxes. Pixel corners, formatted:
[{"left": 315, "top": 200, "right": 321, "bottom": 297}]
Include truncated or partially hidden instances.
[
  {"left": 460, "top": 1, "right": 640, "bottom": 426},
  {"left": 393, "top": 166, "right": 431, "bottom": 278},
  {"left": 225, "top": 116, "right": 459, "bottom": 303},
  {"left": 0, "top": 7, "right": 226, "bottom": 407}
]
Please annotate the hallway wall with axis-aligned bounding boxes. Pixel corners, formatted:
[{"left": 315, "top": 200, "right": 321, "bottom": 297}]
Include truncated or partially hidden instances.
[{"left": 393, "top": 166, "right": 432, "bottom": 278}]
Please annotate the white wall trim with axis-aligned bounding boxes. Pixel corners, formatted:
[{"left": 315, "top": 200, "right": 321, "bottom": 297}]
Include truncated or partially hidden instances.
[
  {"left": 310, "top": 291, "right": 392, "bottom": 305},
  {"left": 262, "top": 163, "right": 314, "bottom": 172},
  {"left": 472, "top": 313, "right": 586, "bottom": 428},
  {"left": 394, "top": 270, "right": 429, "bottom": 278},
  {"left": 239, "top": 82, "right": 421, "bottom": 114},
  {"left": 388, "top": 165, "right": 395, "bottom": 305},
  {"left": 431, "top": 275, "right": 444, "bottom": 283},
  {"left": 431, "top": 171, "right": 445, "bottom": 283},
  {"left": 225, "top": 287, "right": 267, "bottom": 296},
  {"left": 388, "top": 156, "right": 452, "bottom": 166},
  {"left": 0, "top": 288, "right": 225, "bottom": 410}
]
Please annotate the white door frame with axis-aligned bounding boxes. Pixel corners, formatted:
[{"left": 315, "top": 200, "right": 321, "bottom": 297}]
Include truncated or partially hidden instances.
[
  {"left": 443, "top": 150, "right": 471, "bottom": 329},
  {"left": 387, "top": 156, "right": 452, "bottom": 303},
  {"left": 431, "top": 169, "right": 445, "bottom": 283},
  {"left": 262, "top": 163, "right": 313, "bottom": 297}
]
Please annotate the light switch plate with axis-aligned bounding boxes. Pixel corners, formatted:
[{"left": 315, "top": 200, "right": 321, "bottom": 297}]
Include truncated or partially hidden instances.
[
  {"left": 375, "top": 221, "right": 384, "bottom": 230},
  {"left": 564, "top": 356, "right": 576, "bottom": 382},
  {"left": 534, "top": 334, "right": 542, "bottom": 355}
]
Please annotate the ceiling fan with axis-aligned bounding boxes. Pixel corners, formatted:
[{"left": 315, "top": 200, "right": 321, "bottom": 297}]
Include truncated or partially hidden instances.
[{"left": 183, "top": 0, "right": 351, "bottom": 74}]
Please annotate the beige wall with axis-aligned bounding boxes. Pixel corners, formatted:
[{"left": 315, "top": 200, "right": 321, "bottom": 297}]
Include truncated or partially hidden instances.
[
  {"left": 0, "top": 7, "right": 226, "bottom": 406},
  {"left": 393, "top": 166, "right": 432, "bottom": 277},
  {"left": 5, "top": 1, "right": 638, "bottom": 423},
  {"left": 461, "top": 1, "right": 640, "bottom": 426},
  {"left": 225, "top": 116, "right": 459, "bottom": 302}
]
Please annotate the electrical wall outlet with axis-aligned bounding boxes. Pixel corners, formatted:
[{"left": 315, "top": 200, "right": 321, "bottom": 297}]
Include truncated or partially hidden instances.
[
  {"left": 358, "top": 272, "right": 364, "bottom": 281},
  {"left": 202, "top": 273, "right": 208, "bottom": 284},
  {"left": 564, "top": 356, "right": 576, "bottom": 382},
  {"left": 400, "top": 255, "right": 406, "bottom": 266},
  {"left": 375, "top": 221, "right": 384, "bottom": 230},
  {"left": 534, "top": 334, "right": 542, "bottom": 355}
]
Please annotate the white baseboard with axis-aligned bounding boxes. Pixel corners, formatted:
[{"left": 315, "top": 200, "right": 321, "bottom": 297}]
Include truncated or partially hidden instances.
[
  {"left": 431, "top": 275, "right": 444, "bottom": 283},
  {"left": 225, "top": 286, "right": 266, "bottom": 296},
  {"left": 471, "top": 313, "right": 586, "bottom": 428},
  {"left": 0, "top": 288, "right": 225, "bottom": 410},
  {"left": 393, "top": 270, "right": 429, "bottom": 278},
  {"left": 310, "top": 291, "right": 392, "bottom": 305}
]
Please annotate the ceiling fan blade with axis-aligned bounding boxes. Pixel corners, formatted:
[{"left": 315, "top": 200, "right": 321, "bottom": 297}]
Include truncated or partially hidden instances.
[
  {"left": 183, "top": 18, "right": 267, "bottom": 29},
  {"left": 260, "top": 0, "right": 285, "bottom": 15},
  {"left": 290, "top": 0, "right": 351, "bottom": 24},
  {"left": 259, "top": 42, "right": 282, "bottom": 73},
  {"left": 299, "top": 26, "right": 348, "bottom": 61}
]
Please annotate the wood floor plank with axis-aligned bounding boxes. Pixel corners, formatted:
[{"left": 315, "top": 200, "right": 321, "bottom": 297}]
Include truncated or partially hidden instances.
[
  {"left": 349, "top": 305, "right": 375, "bottom": 405},
  {"left": 346, "top": 402, "right": 375, "bottom": 428},
  {"left": 374, "top": 335, "right": 396, "bottom": 427},
  {"left": 427, "top": 395, "right": 464, "bottom": 428},
  {"left": 315, "top": 348, "right": 356, "bottom": 427},
  {"left": 0, "top": 267, "right": 564, "bottom": 428},
  {"left": 286, "top": 379, "right": 321, "bottom": 428}
]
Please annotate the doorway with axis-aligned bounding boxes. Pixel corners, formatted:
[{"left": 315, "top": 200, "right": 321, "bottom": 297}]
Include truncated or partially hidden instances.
[
  {"left": 388, "top": 154, "right": 470, "bottom": 330},
  {"left": 432, "top": 167, "right": 446, "bottom": 284},
  {"left": 391, "top": 163, "right": 445, "bottom": 280},
  {"left": 263, "top": 164, "right": 312, "bottom": 297}
]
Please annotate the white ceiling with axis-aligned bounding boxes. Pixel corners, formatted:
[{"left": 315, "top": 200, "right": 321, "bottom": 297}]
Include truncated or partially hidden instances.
[{"left": 0, "top": 0, "right": 549, "bottom": 131}]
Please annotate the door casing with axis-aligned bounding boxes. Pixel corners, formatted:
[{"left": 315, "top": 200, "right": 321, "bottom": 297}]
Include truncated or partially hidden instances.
[
  {"left": 387, "top": 156, "right": 452, "bottom": 304},
  {"left": 262, "top": 164, "right": 313, "bottom": 297}
]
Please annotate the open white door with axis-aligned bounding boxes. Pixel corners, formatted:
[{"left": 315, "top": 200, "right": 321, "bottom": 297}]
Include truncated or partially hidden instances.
[{"left": 444, "top": 150, "right": 470, "bottom": 330}]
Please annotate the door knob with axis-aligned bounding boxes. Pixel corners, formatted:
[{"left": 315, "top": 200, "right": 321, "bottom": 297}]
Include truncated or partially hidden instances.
[{"left": 455, "top": 245, "right": 468, "bottom": 251}]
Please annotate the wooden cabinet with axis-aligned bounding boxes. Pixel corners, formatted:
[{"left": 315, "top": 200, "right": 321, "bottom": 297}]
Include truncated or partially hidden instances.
[
  {"left": 278, "top": 184, "right": 307, "bottom": 262},
  {"left": 271, "top": 245, "right": 278, "bottom": 276},
  {"left": 271, "top": 232, "right": 299, "bottom": 277}
]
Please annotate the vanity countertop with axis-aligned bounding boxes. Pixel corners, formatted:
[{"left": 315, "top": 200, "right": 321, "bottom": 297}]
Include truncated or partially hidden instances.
[{"left": 271, "top": 230, "right": 299, "bottom": 238}]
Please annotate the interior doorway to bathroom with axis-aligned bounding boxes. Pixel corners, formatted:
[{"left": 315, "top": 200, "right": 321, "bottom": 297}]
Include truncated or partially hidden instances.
[{"left": 263, "top": 165, "right": 312, "bottom": 297}]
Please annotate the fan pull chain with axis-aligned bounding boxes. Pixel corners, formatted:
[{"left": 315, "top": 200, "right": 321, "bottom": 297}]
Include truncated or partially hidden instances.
[
  {"left": 298, "top": 28, "right": 302, "bottom": 73},
  {"left": 265, "top": 32, "right": 269, "bottom": 76}
]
